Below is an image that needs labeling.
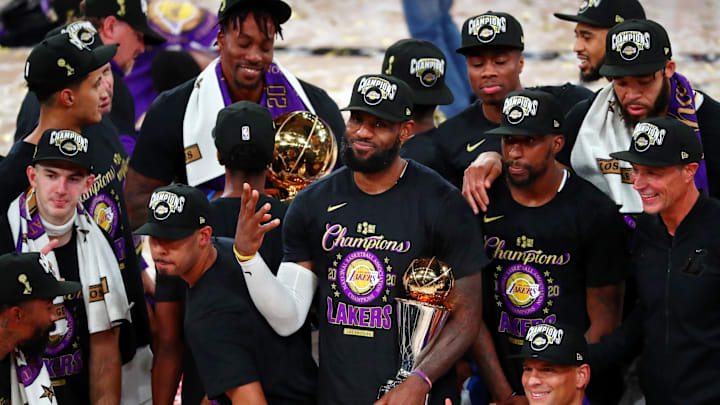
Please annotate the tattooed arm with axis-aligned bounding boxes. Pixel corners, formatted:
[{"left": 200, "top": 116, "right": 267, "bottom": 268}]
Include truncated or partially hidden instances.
[
  {"left": 375, "top": 272, "right": 483, "bottom": 405},
  {"left": 585, "top": 283, "right": 624, "bottom": 343}
]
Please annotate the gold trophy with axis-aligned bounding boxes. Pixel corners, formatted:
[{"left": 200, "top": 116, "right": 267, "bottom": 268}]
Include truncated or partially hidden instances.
[
  {"left": 267, "top": 111, "right": 337, "bottom": 201},
  {"left": 378, "top": 257, "right": 454, "bottom": 402}
]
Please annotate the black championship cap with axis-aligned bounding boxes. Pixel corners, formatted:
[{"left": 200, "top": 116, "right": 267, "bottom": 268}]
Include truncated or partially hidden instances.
[
  {"left": 342, "top": 74, "right": 414, "bottom": 123},
  {"left": 218, "top": 0, "right": 292, "bottom": 24},
  {"left": 486, "top": 89, "right": 563, "bottom": 136},
  {"left": 135, "top": 184, "right": 210, "bottom": 240},
  {"left": 0, "top": 252, "right": 80, "bottom": 306},
  {"left": 610, "top": 117, "right": 703, "bottom": 167},
  {"left": 33, "top": 129, "right": 93, "bottom": 171},
  {"left": 511, "top": 323, "right": 589, "bottom": 366},
  {"left": 214, "top": 101, "right": 276, "bottom": 167},
  {"left": 25, "top": 32, "right": 117, "bottom": 94},
  {"left": 84, "top": 0, "right": 166, "bottom": 45},
  {"left": 554, "top": 0, "right": 646, "bottom": 28},
  {"left": 46, "top": 20, "right": 104, "bottom": 49},
  {"left": 456, "top": 11, "right": 524, "bottom": 55},
  {"left": 600, "top": 19, "right": 672, "bottom": 77},
  {"left": 381, "top": 39, "right": 454, "bottom": 106}
]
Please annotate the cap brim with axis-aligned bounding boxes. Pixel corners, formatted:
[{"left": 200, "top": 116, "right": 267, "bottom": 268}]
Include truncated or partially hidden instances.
[
  {"left": 486, "top": 126, "right": 550, "bottom": 136},
  {"left": 91, "top": 44, "right": 119, "bottom": 71},
  {"left": 131, "top": 20, "right": 167, "bottom": 45},
  {"left": 414, "top": 85, "right": 454, "bottom": 106},
  {"left": 456, "top": 43, "right": 523, "bottom": 55},
  {"left": 553, "top": 12, "right": 611, "bottom": 27},
  {"left": 508, "top": 352, "right": 581, "bottom": 366},
  {"left": 44, "top": 280, "right": 82, "bottom": 299},
  {"left": 135, "top": 222, "right": 198, "bottom": 240},
  {"left": 599, "top": 61, "right": 667, "bottom": 77},
  {"left": 32, "top": 157, "right": 92, "bottom": 171},
  {"left": 341, "top": 106, "right": 407, "bottom": 123},
  {"left": 609, "top": 151, "right": 676, "bottom": 167}
]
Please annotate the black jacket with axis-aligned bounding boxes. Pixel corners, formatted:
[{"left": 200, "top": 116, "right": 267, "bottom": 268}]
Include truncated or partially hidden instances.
[{"left": 591, "top": 193, "right": 720, "bottom": 405}]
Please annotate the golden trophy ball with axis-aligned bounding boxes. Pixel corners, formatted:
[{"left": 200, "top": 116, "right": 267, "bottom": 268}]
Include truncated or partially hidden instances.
[
  {"left": 403, "top": 257, "right": 454, "bottom": 306},
  {"left": 267, "top": 111, "right": 337, "bottom": 201}
]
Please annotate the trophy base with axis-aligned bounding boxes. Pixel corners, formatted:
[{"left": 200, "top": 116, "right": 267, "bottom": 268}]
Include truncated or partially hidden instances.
[{"left": 377, "top": 371, "right": 429, "bottom": 404}]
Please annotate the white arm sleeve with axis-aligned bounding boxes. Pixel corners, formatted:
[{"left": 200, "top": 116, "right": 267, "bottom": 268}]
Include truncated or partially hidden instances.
[{"left": 238, "top": 253, "right": 317, "bottom": 336}]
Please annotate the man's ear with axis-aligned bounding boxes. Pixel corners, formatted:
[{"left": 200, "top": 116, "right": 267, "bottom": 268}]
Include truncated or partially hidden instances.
[
  {"left": 198, "top": 225, "right": 213, "bottom": 247},
  {"left": 27, "top": 165, "right": 37, "bottom": 188},
  {"left": 399, "top": 120, "right": 416, "bottom": 144},
  {"left": 682, "top": 162, "right": 699, "bottom": 183},
  {"left": 576, "top": 364, "right": 591, "bottom": 389},
  {"left": 83, "top": 174, "right": 95, "bottom": 194},
  {"left": 58, "top": 89, "right": 75, "bottom": 107},
  {"left": 552, "top": 134, "right": 565, "bottom": 155},
  {"left": 664, "top": 60, "right": 676, "bottom": 79},
  {"left": 517, "top": 53, "right": 525, "bottom": 75}
]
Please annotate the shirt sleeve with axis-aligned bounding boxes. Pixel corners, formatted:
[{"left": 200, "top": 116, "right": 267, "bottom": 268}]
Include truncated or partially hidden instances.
[
  {"left": 282, "top": 192, "right": 313, "bottom": 263},
  {"left": 582, "top": 194, "right": 630, "bottom": 287},
  {"left": 130, "top": 89, "right": 185, "bottom": 183},
  {"left": 433, "top": 190, "right": 489, "bottom": 279},
  {"left": 185, "top": 311, "right": 259, "bottom": 400}
]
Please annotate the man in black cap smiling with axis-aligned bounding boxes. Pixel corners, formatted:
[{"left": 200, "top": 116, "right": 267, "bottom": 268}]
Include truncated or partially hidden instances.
[
  {"left": 0, "top": 251, "right": 81, "bottom": 405},
  {"left": 516, "top": 323, "right": 591, "bottom": 405},
  {"left": 470, "top": 89, "right": 625, "bottom": 404},
  {"left": 554, "top": 0, "right": 646, "bottom": 83},
  {"left": 463, "top": 18, "right": 720, "bottom": 215},
  {"left": 126, "top": 0, "right": 344, "bottom": 230},
  {"left": 588, "top": 117, "right": 720, "bottom": 404},
  {"left": 151, "top": 102, "right": 287, "bottom": 405},
  {"left": 426, "top": 11, "right": 592, "bottom": 188},
  {"left": 231, "top": 73, "right": 489, "bottom": 405},
  {"left": 138, "top": 183, "right": 317, "bottom": 405},
  {"left": 2, "top": 128, "right": 132, "bottom": 405}
]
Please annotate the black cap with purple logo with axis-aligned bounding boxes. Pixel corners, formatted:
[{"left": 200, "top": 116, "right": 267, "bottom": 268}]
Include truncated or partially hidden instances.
[
  {"left": 456, "top": 11, "right": 524, "bottom": 55},
  {"left": 342, "top": 74, "right": 414, "bottom": 123},
  {"left": 600, "top": 19, "right": 672, "bottom": 77},
  {"left": 610, "top": 117, "right": 703, "bottom": 167},
  {"left": 511, "top": 323, "right": 589, "bottom": 366},
  {"left": 135, "top": 184, "right": 210, "bottom": 240},
  {"left": 33, "top": 129, "right": 93, "bottom": 171},
  {"left": 84, "top": 0, "right": 166, "bottom": 45},
  {"left": 554, "top": 0, "right": 646, "bottom": 28},
  {"left": 0, "top": 252, "right": 80, "bottom": 306}
]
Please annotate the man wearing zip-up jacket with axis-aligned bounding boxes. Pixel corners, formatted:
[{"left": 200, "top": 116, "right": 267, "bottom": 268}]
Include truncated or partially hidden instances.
[{"left": 590, "top": 116, "right": 720, "bottom": 405}]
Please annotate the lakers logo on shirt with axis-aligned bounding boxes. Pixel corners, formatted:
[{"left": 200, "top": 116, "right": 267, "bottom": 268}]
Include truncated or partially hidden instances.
[
  {"left": 148, "top": 0, "right": 206, "bottom": 35},
  {"left": 89, "top": 195, "right": 119, "bottom": 236},
  {"left": 500, "top": 264, "right": 546, "bottom": 316},
  {"left": 338, "top": 251, "right": 386, "bottom": 304}
]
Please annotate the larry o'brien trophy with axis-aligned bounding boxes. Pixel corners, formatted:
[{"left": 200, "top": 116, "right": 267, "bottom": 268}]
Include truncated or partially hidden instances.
[
  {"left": 267, "top": 111, "right": 337, "bottom": 201},
  {"left": 378, "top": 257, "right": 454, "bottom": 402}
]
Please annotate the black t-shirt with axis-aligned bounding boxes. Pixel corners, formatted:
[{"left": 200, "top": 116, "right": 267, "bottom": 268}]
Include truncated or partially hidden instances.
[
  {"left": 209, "top": 194, "right": 288, "bottom": 272},
  {"left": 282, "top": 160, "right": 489, "bottom": 405},
  {"left": 130, "top": 77, "right": 346, "bottom": 186},
  {"left": 45, "top": 231, "right": 91, "bottom": 405},
  {"left": 561, "top": 90, "right": 720, "bottom": 200},
  {"left": 184, "top": 237, "right": 317, "bottom": 405},
  {"left": 481, "top": 171, "right": 628, "bottom": 391},
  {"left": 2, "top": 120, "right": 151, "bottom": 361},
  {"left": 0, "top": 355, "right": 10, "bottom": 404},
  {"left": 14, "top": 71, "right": 136, "bottom": 143},
  {"left": 400, "top": 129, "right": 446, "bottom": 177},
  {"left": 430, "top": 83, "right": 592, "bottom": 188}
]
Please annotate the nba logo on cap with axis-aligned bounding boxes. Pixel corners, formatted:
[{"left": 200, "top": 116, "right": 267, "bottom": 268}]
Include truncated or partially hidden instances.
[{"left": 242, "top": 126, "right": 250, "bottom": 141}]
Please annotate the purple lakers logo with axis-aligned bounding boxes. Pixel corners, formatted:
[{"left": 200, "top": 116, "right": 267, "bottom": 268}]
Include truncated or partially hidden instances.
[
  {"left": 501, "top": 264, "right": 546, "bottom": 316},
  {"left": 338, "top": 251, "right": 385, "bottom": 304},
  {"left": 45, "top": 305, "right": 75, "bottom": 356},
  {"left": 89, "top": 195, "right": 119, "bottom": 236}
]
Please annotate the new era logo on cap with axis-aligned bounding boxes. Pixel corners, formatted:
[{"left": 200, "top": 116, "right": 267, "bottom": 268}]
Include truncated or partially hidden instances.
[
  {"left": 357, "top": 76, "right": 397, "bottom": 106},
  {"left": 503, "top": 95, "right": 539, "bottom": 125},
  {"left": 632, "top": 122, "right": 666, "bottom": 152},
  {"left": 148, "top": 190, "right": 186, "bottom": 221}
]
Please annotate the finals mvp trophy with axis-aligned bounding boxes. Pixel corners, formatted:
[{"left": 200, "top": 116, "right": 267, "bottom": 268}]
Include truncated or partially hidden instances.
[{"left": 378, "top": 257, "right": 454, "bottom": 403}]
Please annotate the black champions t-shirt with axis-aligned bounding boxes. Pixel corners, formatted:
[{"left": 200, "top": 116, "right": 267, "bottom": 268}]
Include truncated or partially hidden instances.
[
  {"left": 432, "top": 83, "right": 592, "bottom": 188},
  {"left": 184, "top": 238, "right": 317, "bottom": 405},
  {"left": 480, "top": 171, "right": 628, "bottom": 391},
  {"left": 282, "top": 160, "right": 489, "bottom": 405},
  {"left": 46, "top": 231, "right": 91, "bottom": 405}
]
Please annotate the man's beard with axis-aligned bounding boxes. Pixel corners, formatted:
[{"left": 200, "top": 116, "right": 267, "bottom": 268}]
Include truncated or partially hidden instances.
[
  {"left": 618, "top": 78, "right": 671, "bottom": 131},
  {"left": 17, "top": 324, "right": 54, "bottom": 357},
  {"left": 502, "top": 147, "right": 552, "bottom": 188},
  {"left": 341, "top": 136, "right": 401, "bottom": 174},
  {"left": 580, "top": 64, "right": 602, "bottom": 83}
]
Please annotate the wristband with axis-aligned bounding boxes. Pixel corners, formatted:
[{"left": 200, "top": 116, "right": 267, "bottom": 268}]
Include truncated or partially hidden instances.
[
  {"left": 233, "top": 244, "right": 256, "bottom": 262},
  {"left": 410, "top": 369, "right": 432, "bottom": 390}
]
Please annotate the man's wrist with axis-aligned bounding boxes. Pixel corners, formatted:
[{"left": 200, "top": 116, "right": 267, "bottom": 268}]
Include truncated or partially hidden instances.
[{"left": 233, "top": 244, "right": 256, "bottom": 262}]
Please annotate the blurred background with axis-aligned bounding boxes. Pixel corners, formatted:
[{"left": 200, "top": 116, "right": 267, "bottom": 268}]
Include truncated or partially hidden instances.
[{"left": 1, "top": 0, "right": 718, "bottom": 154}]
